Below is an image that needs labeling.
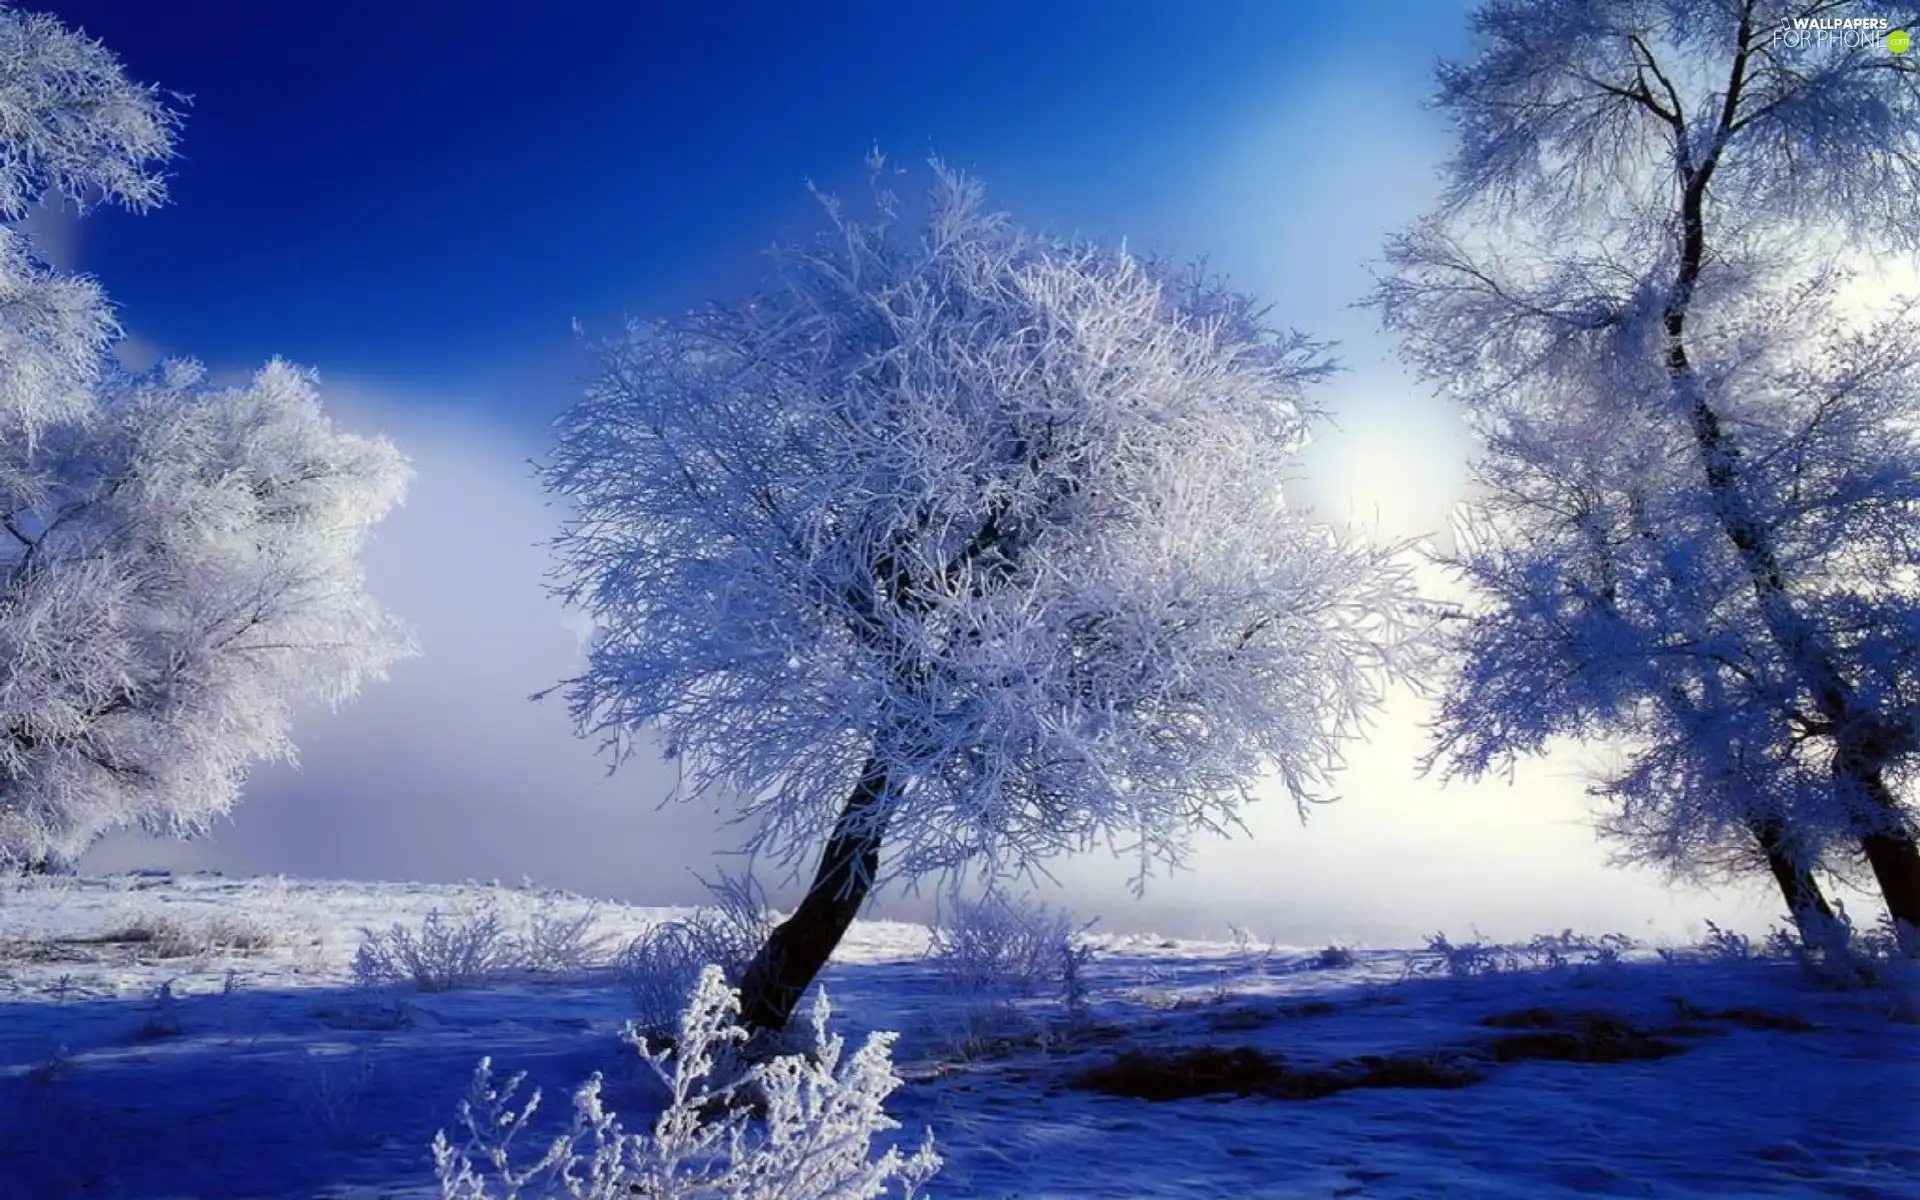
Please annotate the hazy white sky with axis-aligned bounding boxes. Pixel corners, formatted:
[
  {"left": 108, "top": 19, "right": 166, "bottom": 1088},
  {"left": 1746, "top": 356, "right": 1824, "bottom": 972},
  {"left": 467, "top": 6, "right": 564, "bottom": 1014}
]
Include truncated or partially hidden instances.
[{"left": 74, "top": 49, "right": 1799, "bottom": 948}]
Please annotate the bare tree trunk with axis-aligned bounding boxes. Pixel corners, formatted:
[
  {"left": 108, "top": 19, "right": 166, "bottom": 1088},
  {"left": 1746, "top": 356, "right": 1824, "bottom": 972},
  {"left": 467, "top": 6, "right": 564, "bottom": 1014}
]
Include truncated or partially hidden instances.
[
  {"left": 1749, "top": 817, "right": 1836, "bottom": 945},
  {"left": 737, "top": 756, "right": 893, "bottom": 1033}
]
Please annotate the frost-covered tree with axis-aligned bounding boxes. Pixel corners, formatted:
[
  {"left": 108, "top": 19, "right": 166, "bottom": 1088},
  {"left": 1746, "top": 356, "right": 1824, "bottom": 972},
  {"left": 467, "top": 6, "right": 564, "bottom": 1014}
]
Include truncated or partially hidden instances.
[
  {"left": 1, "top": 0, "right": 180, "bottom": 447},
  {"left": 544, "top": 162, "right": 1422, "bottom": 1030},
  {"left": 1374, "top": 0, "right": 1920, "bottom": 938},
  {"left": 0, "top": 3, "right": 180, "bottom": 222},
  {"left": 0, "top": 5, "right": 413, "bottom": 868},
  {"left": 0, "top": 360, "right": 414, "bottom": 867},
  {"left": 1425, "top": 307, "right": 1884, "bottom": 940}
]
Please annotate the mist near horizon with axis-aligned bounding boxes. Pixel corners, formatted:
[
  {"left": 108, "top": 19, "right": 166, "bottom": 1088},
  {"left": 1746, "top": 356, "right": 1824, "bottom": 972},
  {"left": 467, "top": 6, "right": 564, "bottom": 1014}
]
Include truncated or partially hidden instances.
[{"left": 79, "top": 382, "right": 1785, "bottom": 949}]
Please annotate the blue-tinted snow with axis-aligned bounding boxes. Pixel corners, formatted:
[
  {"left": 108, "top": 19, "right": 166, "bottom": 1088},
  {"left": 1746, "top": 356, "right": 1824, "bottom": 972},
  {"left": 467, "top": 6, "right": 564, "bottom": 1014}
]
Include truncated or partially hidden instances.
[{"left": 1, "top": 872, "right": 1915, "bottom": 1198}]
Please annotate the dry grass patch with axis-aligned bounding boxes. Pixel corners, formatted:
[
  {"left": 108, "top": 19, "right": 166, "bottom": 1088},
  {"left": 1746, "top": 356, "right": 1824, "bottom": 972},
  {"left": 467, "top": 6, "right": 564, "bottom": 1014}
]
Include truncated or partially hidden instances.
[
  {"left": 1202, "top": 998, "right": 1342, "bottom": 1034},
  {"left": 1660, "top": 997, "right": 1817, "bottom": 1032},
  {"left": 66, "top": 917, "right": 205, "bottom": 958},
  {"left": 1070, "top": 1043, "right": 1489, "bottom": 1103},
  {"left": 1067, "top": 999, "right": 1814, "bottom": 1104}
]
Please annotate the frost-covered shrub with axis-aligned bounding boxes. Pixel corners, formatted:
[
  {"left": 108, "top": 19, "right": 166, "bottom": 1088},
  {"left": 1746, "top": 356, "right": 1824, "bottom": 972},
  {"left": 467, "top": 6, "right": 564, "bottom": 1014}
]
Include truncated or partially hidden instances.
[
  {"left": 1852, "top": 914, "right": 1920, "bottom": 965},
  {"left": 1762, "top": 907, "right": 1920, "bottom": 992},
  {"left": 1522, "top": 930, "right": 1634, "bottom": 971},
  {"left": 313, "top": 996, "right": 417, "bottom": 1032},
  {"left": 352, "top": 896, "right": 618, "bottom": 989},
  {"left": 921, "top": 895, "right": 1098, "bottom": 1058},
  {"left": 1314, "top": 944, "right": 1357, "bottom": 970},
  {"left": 1061, "top": 937, "right": 1097, "bottom": 1022},
  {"left": 1225, "top": 923, "right": 1280, "bottom": 977},
  {"left": 622, "top": 919, "right": 738, "bottom": 1036},
  {"left": 512, "top": 899, "right": 617, "bottom": 977},
  {"left": 1409, "top": 930, "right": 1639, "bottom": 979},
  {"left": 302, "top": 1048, "right": 376, "bottom": 1147},
  {"left": 1408, "top": 931, "right": 1518, "bottom": 979},
  {"left": 432, "top": 965, "right": 940, "bottom": 1200},
  {"left": 131, "top": 978, "right": 181, "bottom": 1041},
  {"left": 203, "top": 916, "right": 274, "bottom": 953},
  {"left": 926, "top": 893, "right": 1092, "bottom": 1000},
  {"left": 1654, "top": 908, "right": 1918, "bottom": 992},
  {"left": 620, "top": 880, "right": 773, "bottom": 1034},
  {"left": 927, "top": 1000, "right": 1047, "bottom": 1064},
  {"left": 352, "top": 907, "right": 514, "bottom": 992},
  {"left": 1693, "top": 920, "right": 1755, "bottom": 963},
  {"left": 111, "top": 915, "right": 205, "bottom": 959}
]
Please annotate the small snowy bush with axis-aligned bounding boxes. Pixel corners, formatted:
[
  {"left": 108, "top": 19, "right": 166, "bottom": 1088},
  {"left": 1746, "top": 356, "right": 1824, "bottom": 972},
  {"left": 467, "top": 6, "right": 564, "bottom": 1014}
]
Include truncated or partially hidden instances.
[
  {"left": 926, "top": 893, "right": 1093, "bottom": 999},
  {"left": 202, "top": 916, "right": 275, "bottom": 953},
  {"left": 1847, "top": 914, "right": 1920, "bottom": 965},
  {"left": 352, "top": 907, "right": 514, "bottom": 992},
  {"left": 1762, "top": 908, "right": 1920, "bottom": 992},
  {"left": 928, "top": 1000, "right": 1047, "bottom": 1064},
  {"left": 113, "top": 916, "right": 206, "bottom": 959},
  {"left": 1061, "top": 937, "right": 1097, "bottom": 1022},
  {"left": 1408, "top": 930, "right": 1636, "bottom": 979},
  {"left": 1654, "top": 910, "right": 1918, "bottom": 995},
  {"left": 432, "top": 965, "right": 941, "bottom": 1200},
  {"left": 131, "top": 979, "right": 182, "bottom": 1041},
  {"left": 302, "top": 1048, "right": 377, "bottom": 1147},
  {"left": 1217, "top": 923, "right": 1281, "bottom": 990},
  {"left": 622, "top": 919, "right": 739, "bottom": 1036},
  {"left": 1693, "top": 920, "right": 1756, "bottom": 963},
  {"left": 619, "top": 877, "right": 773, "bottom": 1034},
  {"left": 1408, "top": 931, "right": 1518, "bottom": 978},
  {"left": 513, "top": 899, "right": 617, "bottom": 977},
  {"left": 1522, "top": 930, "right": 1633, "bottom": 971},
  {"left": 1314, "top": 944, "right": 1358, "bottom": 970}
]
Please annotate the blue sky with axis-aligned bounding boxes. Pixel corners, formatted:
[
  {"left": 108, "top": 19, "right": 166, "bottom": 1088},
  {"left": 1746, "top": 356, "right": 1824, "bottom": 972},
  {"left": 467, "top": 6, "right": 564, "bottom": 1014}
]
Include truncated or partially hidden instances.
[
  {"left": 51, "top": 0, "right": 1468, "bottom": 416},
  {"left": 42, "top": 0, "right": 1787, "bottom": 942}
]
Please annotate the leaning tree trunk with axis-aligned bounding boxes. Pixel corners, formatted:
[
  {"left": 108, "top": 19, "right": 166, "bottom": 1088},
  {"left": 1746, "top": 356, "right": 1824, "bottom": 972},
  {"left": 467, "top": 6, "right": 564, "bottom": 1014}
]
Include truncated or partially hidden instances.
[
  {"left": 1748, "top": 817, "right": 1837, "bottom": 946},
  {"left": 1859, "top": 829, "right": 1920, "bottom": 940},
  {"left": 1679, "top": 376, "right": 1920, "bottom": 936},
  {"left": 1837, "top": 752, "right": 1920, "bottom": 941},
  {"left": 1679, "top": 370, "right": 1920, "bottom": 935},
  {"left": 1656, "top": 89, "right": 1920, "bottom": 942},
  {"left": 737, "top": 756, "right": 894, "bottom": 1033}
]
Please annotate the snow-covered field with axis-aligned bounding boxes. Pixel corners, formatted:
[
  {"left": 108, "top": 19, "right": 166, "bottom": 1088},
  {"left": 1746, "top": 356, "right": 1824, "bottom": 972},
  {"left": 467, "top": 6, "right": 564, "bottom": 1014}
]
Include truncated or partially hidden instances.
[{"left": 1, "top": 872, "right": 1916, "bottom": 1199}]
